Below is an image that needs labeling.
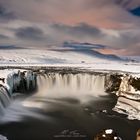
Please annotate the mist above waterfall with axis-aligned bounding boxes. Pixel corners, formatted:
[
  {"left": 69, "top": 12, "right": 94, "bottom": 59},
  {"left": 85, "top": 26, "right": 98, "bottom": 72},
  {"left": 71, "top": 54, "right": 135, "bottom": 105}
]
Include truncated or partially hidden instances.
[{"left": 23, "top": 73, "right": 107, "bottom": 109}]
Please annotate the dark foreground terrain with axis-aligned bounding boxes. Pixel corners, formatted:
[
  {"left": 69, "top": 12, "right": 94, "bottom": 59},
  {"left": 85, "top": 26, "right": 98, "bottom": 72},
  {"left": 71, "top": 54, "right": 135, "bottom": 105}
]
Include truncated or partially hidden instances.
[{"left": 0, "top": 93, "right": 139, "bottom": 140}]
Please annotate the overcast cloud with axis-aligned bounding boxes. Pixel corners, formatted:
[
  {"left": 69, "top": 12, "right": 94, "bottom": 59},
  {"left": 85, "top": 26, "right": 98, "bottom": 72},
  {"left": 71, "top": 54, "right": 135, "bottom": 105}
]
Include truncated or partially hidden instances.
[{"left": 0, "top": 0, "right": 140, "bottom": 55}]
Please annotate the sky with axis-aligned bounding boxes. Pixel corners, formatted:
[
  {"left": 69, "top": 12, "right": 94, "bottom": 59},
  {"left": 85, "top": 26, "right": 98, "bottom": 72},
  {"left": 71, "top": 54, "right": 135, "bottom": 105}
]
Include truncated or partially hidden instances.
[{"left": 0, "top": 0, "right": 140, "bottom": 55}]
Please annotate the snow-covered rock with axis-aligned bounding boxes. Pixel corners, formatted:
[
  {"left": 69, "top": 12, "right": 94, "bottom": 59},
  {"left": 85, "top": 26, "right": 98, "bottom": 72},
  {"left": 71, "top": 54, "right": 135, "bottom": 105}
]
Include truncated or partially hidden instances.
[
  {"left": 94, "top": 128, "right": 122, "bottom": 140},
  {"left": 113, "top": 97, "right": 140, "bottom": 120},
  {"left": 107, "top": 74, "right": 140, "bottom": 120},
  {"left": 117, "top": 75, "right": 140, "bottom": 100},
  {"left": 4, "top": 70, "right": 37, "bottom": 94},
  {"left": 102, "top": 72, "right": 140, "bottom": 120},
  {"left": 0, "top": 70, "right": 37, "bottom": 112},
  {"left": 105, "top": 73, "right": 123, "bottom": 93}
]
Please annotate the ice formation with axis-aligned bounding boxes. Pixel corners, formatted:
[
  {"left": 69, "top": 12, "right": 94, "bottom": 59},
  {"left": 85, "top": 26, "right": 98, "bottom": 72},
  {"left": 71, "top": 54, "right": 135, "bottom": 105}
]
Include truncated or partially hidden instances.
[{"left": 0, "top": 70, "right": 36, "bottom": 114}]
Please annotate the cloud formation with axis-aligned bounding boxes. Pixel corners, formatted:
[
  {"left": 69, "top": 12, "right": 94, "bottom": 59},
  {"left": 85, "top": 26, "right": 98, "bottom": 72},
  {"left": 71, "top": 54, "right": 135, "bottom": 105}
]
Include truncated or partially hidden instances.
[
  {"left": 0, "top": 34, "right": 9, "bottom": 39},
  {"left": 15, "top": 27, "right": 45, "bottom": 40},
  {"left": 1, "top": 0, "right": 140, "bottom": 29},
  {"left": 0, "top": 5, "right": 16, "bottom": 21},
  {"left": 52, "top": 23, "right": 103, "bottom": 37},
  {"left": 0, "top": 0, "right": 140, "bottom": 55}
]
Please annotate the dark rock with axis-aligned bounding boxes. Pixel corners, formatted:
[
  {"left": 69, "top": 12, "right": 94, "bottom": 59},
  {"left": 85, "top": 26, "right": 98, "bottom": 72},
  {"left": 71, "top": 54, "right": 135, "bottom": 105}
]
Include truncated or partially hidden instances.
[
  {"left": 94, "top": 129, "right": 122, "bottom": 140},
  {"left": 105, "top": 74, "right": 123, "bottom": 93},
  {"left": 137, "top": 129, "right": 140, "bottom": 140},
  {"left": 130, "top": 77, "right": 140, "bottom": 91},
  {"left": 0, "top": 78, "right": 5, "bottom": 83}
]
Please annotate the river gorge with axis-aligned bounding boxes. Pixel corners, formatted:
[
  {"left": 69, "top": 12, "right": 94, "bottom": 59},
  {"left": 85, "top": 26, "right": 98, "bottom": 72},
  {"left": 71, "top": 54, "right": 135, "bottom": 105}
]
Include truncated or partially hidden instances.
[{"left": 0, "top": 67, "right": 140, "bottom": 140}]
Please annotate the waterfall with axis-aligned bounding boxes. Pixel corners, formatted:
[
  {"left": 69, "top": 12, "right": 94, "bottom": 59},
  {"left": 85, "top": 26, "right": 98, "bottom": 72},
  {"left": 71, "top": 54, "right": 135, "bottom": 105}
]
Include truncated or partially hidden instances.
[
  {"left": 0, "top": 70, "right": 36, "bottom": 116},
  {"left": 0, "top": 86, "right": 11, "bottom": 114},
  {"left": 36, "top": 73, "right": 106, "bottom": 98}
]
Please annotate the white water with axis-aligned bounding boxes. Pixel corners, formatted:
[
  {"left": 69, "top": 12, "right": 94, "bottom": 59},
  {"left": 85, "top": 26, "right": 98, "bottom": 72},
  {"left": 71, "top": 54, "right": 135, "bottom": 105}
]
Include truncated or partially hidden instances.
[
  {"left": 23, "top": 73, "right": 106, "bottom": 109},
  {"left": 0, "top": 73, "right": 106, "bottom": 112},
  {"left": 36, "top": 73, "right": 106, "bottom": 97},
  {"left": 0, "top": 86, "right": 11, "bottom": 114},
  {"left": 0, "top": 73, "right": 107, "bottom": 122}
]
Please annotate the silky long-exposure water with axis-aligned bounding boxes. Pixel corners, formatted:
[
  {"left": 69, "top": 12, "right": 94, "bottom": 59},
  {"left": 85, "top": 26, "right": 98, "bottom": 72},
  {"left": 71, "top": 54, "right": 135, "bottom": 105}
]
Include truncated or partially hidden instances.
[{"left": 0, "top": 73, "right": 140, "bottom": 140}]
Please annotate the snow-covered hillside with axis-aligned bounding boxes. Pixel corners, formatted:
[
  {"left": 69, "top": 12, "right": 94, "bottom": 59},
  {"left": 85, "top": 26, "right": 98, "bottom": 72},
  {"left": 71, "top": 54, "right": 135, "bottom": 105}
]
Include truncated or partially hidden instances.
[
  {"left": 0, "top": 42, "right": 140, "bottom": 73},
  {"left": 0, "top": 49, "right": 121, "bottom": 64},
  {"left": 0, "top": 42, "right": 123, "bottom": 64},
  {"left": 63, "top": 41, "right": 122, "bottom": 61}
]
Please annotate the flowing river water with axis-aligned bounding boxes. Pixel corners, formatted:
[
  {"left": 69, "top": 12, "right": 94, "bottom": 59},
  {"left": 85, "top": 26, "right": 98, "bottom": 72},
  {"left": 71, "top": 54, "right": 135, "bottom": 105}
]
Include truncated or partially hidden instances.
[{"left": 0, "top": 73, "right": 139, "bottom": 140}]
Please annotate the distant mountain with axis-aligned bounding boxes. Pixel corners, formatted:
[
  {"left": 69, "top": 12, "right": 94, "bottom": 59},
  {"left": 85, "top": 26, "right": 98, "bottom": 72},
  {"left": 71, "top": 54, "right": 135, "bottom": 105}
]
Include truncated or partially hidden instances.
[
  {"left": 63, "top": 41, "right": 123, "bottom": 61},
  {"left": 63, "top": 41, "right": 106, "bottom": 50}
]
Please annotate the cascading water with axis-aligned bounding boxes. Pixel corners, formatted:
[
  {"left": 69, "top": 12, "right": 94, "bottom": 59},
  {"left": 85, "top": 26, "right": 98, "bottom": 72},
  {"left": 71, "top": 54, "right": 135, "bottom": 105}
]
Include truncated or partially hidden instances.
[
  {"left": 23, "top": 73, "right": 106, "bottom": 108},
  {"left": 36, "top": 73, "right": 106, "bottom": 98},
  {"left": 0, "top": 86, "right": 11, "bottom": 114},
  {"left": 0, "top": 70, "right": 37, "bottom": 119}
]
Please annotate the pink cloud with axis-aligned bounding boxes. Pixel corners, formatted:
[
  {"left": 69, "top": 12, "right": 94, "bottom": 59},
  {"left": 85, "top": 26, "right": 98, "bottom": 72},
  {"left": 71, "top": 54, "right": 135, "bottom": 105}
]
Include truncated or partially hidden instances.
[
  {"left": 1, "top": 0, "right": 140, "bottom": 29},
  {"left": 0, "top": 0, "right": 140, "bottom": 55}
]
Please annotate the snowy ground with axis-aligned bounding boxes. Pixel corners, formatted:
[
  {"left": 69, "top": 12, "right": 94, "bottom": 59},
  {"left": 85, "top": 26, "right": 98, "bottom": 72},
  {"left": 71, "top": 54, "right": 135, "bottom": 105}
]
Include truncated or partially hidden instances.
[
  {"left": 0, "top": 48, "right": 118, "bottom": 64},
  {"left": 0, "top": 48, "right": 140, "bottom": 73}
]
